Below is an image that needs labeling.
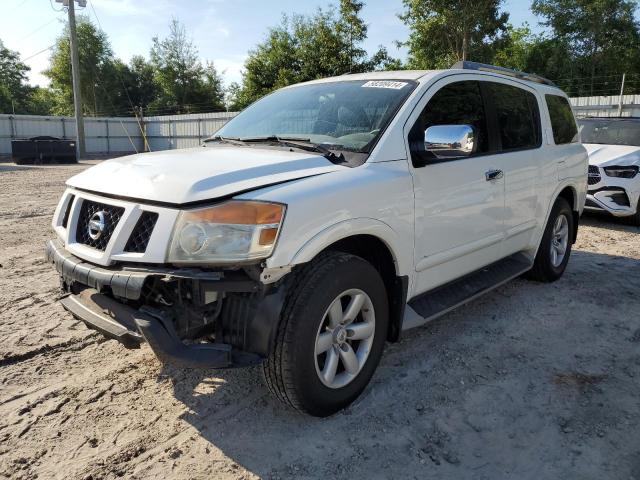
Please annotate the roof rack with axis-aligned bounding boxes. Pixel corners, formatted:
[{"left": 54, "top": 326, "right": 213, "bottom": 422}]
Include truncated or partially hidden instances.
[{"left": 451, "top": 61, "right": 557, "bottom": 87}]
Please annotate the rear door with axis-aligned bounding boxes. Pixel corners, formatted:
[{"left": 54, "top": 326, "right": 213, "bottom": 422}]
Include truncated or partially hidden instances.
[{"left": 481, "top": 80, "right": 543, "bottom": 255}]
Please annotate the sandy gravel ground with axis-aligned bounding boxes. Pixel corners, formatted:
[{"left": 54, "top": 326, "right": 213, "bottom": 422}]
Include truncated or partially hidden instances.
[{"left": 0, "top": 162, "right": 639, "bottom": 480}]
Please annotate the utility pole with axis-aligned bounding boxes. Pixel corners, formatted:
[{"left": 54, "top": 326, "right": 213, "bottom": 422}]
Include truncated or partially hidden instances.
[
  {"left": 57, "top": 0, "right": 86, "bottom": 159},
  {"left": 617, "top": 73, "right": 626, "bottom": 117}
]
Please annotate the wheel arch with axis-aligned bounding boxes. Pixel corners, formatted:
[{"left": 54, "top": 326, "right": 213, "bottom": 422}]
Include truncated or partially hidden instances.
[
  {"left": 557, "top": 185, "right": 579, "bottom": 243},
  {"left": 289, "top": 221, "right": 410, "bottom": 343}
]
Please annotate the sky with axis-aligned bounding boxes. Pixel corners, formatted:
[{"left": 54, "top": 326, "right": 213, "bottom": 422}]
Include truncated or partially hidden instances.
[{"left": 1, "top": 0, "right": 543, "bottom": 88}]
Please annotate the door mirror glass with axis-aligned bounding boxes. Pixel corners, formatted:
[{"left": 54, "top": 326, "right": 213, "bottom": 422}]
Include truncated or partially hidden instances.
[{"left": 424, "top": 125, "right": 476, "bottom": 160}]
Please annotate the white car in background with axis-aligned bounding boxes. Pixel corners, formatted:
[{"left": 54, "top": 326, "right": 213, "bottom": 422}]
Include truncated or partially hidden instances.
[{"left": 579, "top": 117, "right": 640, "bottom": 225}]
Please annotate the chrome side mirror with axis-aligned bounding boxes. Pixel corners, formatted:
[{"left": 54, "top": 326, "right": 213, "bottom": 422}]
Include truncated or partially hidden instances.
[{"left": 424, "top": 125, "right": 476, "bottom": 160}]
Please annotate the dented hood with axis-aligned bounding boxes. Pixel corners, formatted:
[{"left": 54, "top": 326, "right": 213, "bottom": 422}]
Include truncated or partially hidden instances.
[{"left": 67, "top": 144, "right": 345, "bottom": 204}]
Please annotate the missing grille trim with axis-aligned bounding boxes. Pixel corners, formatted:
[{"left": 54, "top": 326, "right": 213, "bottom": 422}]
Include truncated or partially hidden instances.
[{"left": 62, "top": 195, "right": 75, "bottom": 228}]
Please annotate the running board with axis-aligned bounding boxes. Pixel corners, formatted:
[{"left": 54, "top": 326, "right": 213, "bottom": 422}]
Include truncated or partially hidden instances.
[{"left": 402, "top": 252, "right": 532, "bottom": 331}]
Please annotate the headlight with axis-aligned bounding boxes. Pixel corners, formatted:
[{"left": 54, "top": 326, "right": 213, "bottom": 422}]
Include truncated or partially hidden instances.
[
  {"left": 167, "top": 201, "right": 285, "bottom": 264},
  {"left": 603, "top": 165, "right": 638, "bottom": 178}
]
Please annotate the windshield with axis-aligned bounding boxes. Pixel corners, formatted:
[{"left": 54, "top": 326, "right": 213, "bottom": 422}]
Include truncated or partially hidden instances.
[
  {"left": 578, "top": 118, "right": 640, "bottom": 147},
  {"left": 214, "top": 80, "right": 417, "bottom": 153}
]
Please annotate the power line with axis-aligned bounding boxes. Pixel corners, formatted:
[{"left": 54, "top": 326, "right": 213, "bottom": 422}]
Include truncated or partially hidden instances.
[
  {"left": 10, "top": 0, "right": 31, "bottom": 14},
  {"left": 88, "top": 0, "right": 149, "bottom": 150},
  {"left": 23, "top": 16, "right": 62, "bottom": 40},
  {"left": 22, "top": 45, "right": 55, "bottom": 62}
]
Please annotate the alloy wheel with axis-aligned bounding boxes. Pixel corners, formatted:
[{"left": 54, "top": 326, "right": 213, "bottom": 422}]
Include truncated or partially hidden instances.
[
  {"left": 314, "top": 289, "right": 376, "bottom": 389},
  {"left": 550, "top": 214, "right": 569, "bottom": 267}
]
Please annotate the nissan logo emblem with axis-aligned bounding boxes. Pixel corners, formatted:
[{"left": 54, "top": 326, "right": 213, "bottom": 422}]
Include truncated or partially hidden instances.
[{"left": 88, "top": 211, "right": 107, "bottom": 240}]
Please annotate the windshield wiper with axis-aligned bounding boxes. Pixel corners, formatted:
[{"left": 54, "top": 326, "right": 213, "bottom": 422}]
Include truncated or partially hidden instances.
[
  {"left": 203, "top": 135, "right": 247, "bottom": 146},
  {"left": 240, "top": 136, "right": 346, "bottom": 163}
]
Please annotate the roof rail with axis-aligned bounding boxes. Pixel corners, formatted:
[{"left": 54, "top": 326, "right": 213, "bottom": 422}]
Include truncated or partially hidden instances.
[{"left": 451, "top": 61, "right": 557, "bottom": 87}]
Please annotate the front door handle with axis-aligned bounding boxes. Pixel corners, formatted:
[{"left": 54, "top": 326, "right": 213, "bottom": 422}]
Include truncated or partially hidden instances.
[{"left": 485, "top": 169, "right": 503, "bottom": 181}]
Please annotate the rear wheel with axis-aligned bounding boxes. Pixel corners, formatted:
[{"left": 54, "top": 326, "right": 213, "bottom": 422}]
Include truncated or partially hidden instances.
[
  {"left": 263, "top": 251, "right": 388, "bottom": 417},
  {"left": 527, "top": 197, "right": 574, "bottom": 282}
]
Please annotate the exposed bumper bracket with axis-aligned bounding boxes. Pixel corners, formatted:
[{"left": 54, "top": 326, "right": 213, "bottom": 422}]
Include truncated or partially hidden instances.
[{"left": 59, "top": 288, "right": 261, "bottom": 368}]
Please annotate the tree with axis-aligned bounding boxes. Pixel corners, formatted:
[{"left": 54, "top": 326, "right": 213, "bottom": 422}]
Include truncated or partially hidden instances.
[
  {"left": 24, "top": 87, "right": 57, "bottom": 115},
  {"left": 531, "top": 0, "right": 640, "bottom": 96},
  {"left": 0, "top": 39, "right": 31, "bottom": 114},
  {"left": 399, "top": 0, "right": 510, "bottom": 69},
  {"left": 489, "top": 24, "right": 537, "bottom": 71},
  {"left": 336, "top": 0, "right": 368, "bottom": 71},
  {"left": 44, "top": 16, "right": 115, "bottom": 115},
  {"left": 232, "top": 1, "right": 398, "bottom": 109},
  {"left": 149, "top": 19, "right": 225, "bottom": 114},
  {"left": 128, "top": 55, "right": 158, "bottom": 110}
]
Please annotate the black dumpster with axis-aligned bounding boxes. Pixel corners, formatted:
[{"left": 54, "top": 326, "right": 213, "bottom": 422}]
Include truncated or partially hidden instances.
[{"left": 11, "top": 136, "right": 77, "bottom": 165}]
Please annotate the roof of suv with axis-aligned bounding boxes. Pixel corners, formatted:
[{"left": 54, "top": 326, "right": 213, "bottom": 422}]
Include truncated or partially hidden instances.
[{"left": 299, "top": 67, "right": 564, "bottom": 93}]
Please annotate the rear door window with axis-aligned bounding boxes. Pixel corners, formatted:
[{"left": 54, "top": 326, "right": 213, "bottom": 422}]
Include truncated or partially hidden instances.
[
  {"left": 485, "top": 82, "right": 541, "bottom": 151},
  {"left": 545, "top": 95, "right": 578, "bottom": 144}
]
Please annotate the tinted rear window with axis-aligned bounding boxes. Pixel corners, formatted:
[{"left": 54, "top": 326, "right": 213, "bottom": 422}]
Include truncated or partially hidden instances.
[
  {"left": 486, "top": 82, "right": 541, "bottom": 151},
  {"left": 545, "top": 95, "right": 578, "bottom": 144}
]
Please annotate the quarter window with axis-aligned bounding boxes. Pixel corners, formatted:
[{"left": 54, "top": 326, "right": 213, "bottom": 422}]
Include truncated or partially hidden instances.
[
  {"left": 485, "top": 82, "right": 541, "bottom": 150},
  {"left": 545, "top": 95, "right": 578, "bottom": 144},
  {"left": 412, "top": 81, "right": 489, "bottom": 156}
]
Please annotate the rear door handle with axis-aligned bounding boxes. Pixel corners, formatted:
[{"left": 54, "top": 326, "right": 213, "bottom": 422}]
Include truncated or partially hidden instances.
[{"left": 485, "top": 169, "right": 503, "bottom": 181}]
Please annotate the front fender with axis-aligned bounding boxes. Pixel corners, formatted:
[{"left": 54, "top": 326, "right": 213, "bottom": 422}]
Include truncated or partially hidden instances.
[{"left": 270, "top": 217, "right": 411, "bottom": 277}]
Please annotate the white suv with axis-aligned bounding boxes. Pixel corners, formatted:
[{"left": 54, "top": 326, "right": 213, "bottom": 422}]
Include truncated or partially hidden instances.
[
  {"left": 578, "top": 117, "right": 640, "bottom": 225},
  {"left": 47, "top": 62, "right": 588, "bottom": 416}
]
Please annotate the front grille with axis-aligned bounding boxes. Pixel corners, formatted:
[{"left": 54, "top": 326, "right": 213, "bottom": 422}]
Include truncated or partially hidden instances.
[
  {"left": 588, "top": 165, "right": 601, "bottom": 185},
  {"left": 124, "top": 211, "right": 159, "bottom": 253},
  {"left": 75, "top": 200, "right": 125, "bottom": 250}
]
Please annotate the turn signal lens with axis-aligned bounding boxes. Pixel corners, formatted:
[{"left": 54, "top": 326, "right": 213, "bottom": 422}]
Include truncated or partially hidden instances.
[{"left": 181, "top": 201, "right": 284, "bottom": 225}]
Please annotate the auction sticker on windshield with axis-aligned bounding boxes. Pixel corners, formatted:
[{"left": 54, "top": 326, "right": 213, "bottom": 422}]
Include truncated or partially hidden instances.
[{"left": 362, "top": 80, "right": 408, "bottom": 89}]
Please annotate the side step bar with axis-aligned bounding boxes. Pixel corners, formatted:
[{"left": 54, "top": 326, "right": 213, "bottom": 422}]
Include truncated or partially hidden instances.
[{"left": 402, "top": 252, "right": 533, "bottom": 331}]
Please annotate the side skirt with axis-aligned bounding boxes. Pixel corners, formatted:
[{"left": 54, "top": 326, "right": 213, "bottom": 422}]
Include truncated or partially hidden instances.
[{"left": 402, "top": 252, "right": 533, "bottom": 331}]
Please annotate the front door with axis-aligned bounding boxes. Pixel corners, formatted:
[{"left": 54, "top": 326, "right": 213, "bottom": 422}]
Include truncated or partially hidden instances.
[{"left": 406, "top": 78, "right": 506, "bottom": 296}]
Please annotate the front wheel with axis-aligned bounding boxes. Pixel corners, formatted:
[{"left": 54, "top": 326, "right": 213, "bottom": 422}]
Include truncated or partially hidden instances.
[
  {"left": 526, "top": 197, "right": 574, "bottom": 282},
  {"left": 263, "top": 252, "right": 388, "bottom": 416}
]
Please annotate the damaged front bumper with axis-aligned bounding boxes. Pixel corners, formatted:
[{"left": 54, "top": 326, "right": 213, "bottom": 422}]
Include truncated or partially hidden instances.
[{"left": 46, "top": 239, "right": 286, "bottom": 368}]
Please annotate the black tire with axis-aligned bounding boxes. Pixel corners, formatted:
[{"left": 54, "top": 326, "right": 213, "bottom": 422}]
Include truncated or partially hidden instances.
[
  {"left": 263, "top": 251, "right": 389, "bottom": 417},
  {"left": 526, "top": 197, "right": 574, "bottom": 282},
  {"left": 624, "top": 198, "right": 640, "bottom": 227}
]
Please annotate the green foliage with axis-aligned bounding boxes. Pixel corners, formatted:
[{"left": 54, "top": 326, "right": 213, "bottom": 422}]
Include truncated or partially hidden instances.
[
  {"left": 399, "top": 0, "right": 510, "bottom": 69},
  {"left": 36, "top": 17, "right": 225, "bottom": 116},
  {"left": 531, "top": 0, "right": 640, "bottom": 95},
  {"left": 491, "top": 24, "right": 537, "bottom": 71},
  {"left": 149, "top": 19, "right": 225, "bottom": 114},
  {"left": 0, "top": 39, "right": 32, "bottom": 113},
  {"left": 44, "top": 16, "right": 116, "bottom": 115},
  {"left": 5, "top": 0, "right": 640, "bottom": 116},
  {"left": 230, "top": 1, "right": 399, "bottom": 110},
  {"left": 24, "top": 87, "right": 57, "bottom": 115}
]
